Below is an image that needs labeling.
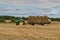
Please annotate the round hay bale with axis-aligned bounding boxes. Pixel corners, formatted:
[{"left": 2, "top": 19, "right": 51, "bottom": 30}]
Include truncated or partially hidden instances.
[{"left": 5, "top": 20, "right": 11, "bottom": 23}]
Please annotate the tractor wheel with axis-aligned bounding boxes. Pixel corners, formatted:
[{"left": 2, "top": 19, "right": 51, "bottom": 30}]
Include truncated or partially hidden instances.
[{"left": 16, "top": 23, "right": 19, "bottom": 25}]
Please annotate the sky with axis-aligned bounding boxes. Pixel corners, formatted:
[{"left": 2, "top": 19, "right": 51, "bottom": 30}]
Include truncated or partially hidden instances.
[{"left": 0, "top": 0, "right": 60, "bottom": 17}]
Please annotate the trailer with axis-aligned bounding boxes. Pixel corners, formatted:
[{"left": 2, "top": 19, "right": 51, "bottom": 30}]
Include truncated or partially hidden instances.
[{"left": 27, "top": 16, "right": 51, "bottom": 25}]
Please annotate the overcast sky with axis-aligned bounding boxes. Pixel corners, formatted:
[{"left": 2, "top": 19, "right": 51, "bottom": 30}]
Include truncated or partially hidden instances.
[{"left": 0, "top": 0, "right": 60, "bottom": 17}]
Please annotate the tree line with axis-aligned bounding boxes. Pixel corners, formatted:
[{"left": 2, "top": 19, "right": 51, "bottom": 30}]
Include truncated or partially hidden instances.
[
  {"left": 50, "top": 18, "right": 60, "bottom": 21},
  {"left": 0, "top": 16, "right": 60, "bottom": 23},
  {"left": 0, "top": 16, "right": 28, "bottom": 23}
]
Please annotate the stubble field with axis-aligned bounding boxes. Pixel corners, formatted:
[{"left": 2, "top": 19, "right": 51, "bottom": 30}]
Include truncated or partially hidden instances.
[{"left": 0, "top": 21, "right": 60, "bottom": 40}]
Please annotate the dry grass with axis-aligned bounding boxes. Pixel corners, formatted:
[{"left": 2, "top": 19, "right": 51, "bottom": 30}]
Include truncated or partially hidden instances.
[{"left": 0, "top": 22, "right": 60, "bottom": 40}]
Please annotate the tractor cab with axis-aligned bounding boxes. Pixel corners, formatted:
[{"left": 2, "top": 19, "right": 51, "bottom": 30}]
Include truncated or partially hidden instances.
[
  {"left": 15, "top": 19, "right": 20, "bottom": 25},
  {"left": 15, "top": 19, "right": 25, "bottom": 25}
]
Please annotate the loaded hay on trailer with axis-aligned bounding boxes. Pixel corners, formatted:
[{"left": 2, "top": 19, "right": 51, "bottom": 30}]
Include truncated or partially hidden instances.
[{"left": 27, "top": 16, "right": 51, "bottom": 25}]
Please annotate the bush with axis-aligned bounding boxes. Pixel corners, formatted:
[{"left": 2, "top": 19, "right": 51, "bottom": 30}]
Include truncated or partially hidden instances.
[{"left": 0, "top": 19, "right": 5, "bottom": 23}]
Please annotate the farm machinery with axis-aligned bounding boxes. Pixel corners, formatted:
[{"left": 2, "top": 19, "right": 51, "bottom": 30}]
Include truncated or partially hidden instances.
[{"left": 14, "top": 16, "right": 51, "bottom": 25}]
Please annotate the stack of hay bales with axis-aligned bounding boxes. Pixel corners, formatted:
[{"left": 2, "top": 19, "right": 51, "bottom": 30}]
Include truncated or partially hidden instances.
[
  {"left": 27, "top": 16, "right": 51, "bottom": 25},
  {"left": 42, "top": 16, "right": 51, "bottom": 24},
  {"left": 28, "top": 16, "right": 35, "bottom": 25}
]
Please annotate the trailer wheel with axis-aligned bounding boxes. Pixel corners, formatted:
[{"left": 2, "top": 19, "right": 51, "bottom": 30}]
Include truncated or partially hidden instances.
[
  {"left": 31, "top": 23, "right": 34, "bottom": 25},
  {"left": 41, "top": 23, "right": 44, "bottom": 25}
]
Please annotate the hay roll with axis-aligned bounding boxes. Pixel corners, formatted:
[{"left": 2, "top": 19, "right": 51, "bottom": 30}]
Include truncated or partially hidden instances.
[{"left": 5, "top": 20, "right": 11, "bottom": 23}]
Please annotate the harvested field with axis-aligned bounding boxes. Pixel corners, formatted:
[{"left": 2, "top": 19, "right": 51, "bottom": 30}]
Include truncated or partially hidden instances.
[{"left": 0, "top": 21, "right": 60, "bottom": 40}]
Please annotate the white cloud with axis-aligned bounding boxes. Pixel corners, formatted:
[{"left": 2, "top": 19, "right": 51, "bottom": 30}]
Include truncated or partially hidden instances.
[
  {"left": 0, "top": 0, "right": 60, "bottom": 17},
  {"left": 0, "top": 0, "right": 60, "bottom": 8}
]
